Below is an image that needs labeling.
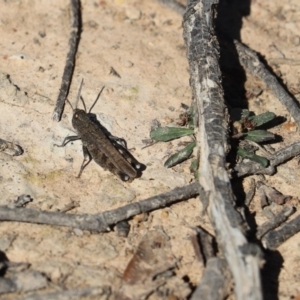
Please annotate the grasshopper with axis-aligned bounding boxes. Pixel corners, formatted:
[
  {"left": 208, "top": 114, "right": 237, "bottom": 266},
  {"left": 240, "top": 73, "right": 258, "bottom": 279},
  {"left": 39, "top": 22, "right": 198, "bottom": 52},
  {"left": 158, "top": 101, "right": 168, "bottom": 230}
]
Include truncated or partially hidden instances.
[{"left": 56, "top": 80, "right": 143, "bottom": 181}]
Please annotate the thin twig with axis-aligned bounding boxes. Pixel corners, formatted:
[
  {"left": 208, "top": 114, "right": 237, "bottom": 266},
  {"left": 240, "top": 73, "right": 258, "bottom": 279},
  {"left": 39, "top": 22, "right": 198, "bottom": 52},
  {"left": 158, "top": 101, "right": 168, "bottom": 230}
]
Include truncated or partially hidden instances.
[
  {"left": 234, "top": 141, "right": 300, "bottom": 177},
  {"left": 190, "top": 257, "right": 231, "bottom": 300},
  {"left": 52, "top": 0, "right": 81, "bottom": 122},
  {"left": 156, "top": 0, "right": 185, "bottom": 15},
  {"left": 262, "top": 214, "right": 300, "bottom": 250},
  {"left": 0, "top": 182, "right": 200, "bottom": 232},
  {"left": 234, "top": 40, "right": 300, "bottom": 129},
  {"left": 191, "top": 228, "right": 231, "bottom": 300},
  {"left": 17, "top": 286, "right": 111, "bottom": 300},
  {"left": 0, "top": 271, "right": 47, "bottom": 294},
  {"left": 192, "top": 227, "right": 215, "bottom": 265},
  {"left": 256, "top": 206, "right": 295, "bottom": 240},
  {"left": 245, "top": 178, "right": 256, "bottom": 206}
]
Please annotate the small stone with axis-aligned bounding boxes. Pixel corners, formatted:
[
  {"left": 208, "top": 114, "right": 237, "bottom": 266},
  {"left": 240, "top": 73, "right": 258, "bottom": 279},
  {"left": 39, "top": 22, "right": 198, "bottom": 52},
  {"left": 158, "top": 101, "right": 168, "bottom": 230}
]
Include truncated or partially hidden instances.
[
  {"left": 161, "top": 210, "right": 169, "bottom": 219},
  {"left": 88, "top": 21, "right": 98, "bottom": 28},
  {"left": 125, "top": 7, "right": 141, "bottom": 20},
  {"left": 73, "top": 228, "right": 84, "bottom": 236},
  {"left": 291, "top": 35, "right": 300, "bottom": 46},
  {"left": 123, "top": 60, "right": 134, "bottom": 68}
]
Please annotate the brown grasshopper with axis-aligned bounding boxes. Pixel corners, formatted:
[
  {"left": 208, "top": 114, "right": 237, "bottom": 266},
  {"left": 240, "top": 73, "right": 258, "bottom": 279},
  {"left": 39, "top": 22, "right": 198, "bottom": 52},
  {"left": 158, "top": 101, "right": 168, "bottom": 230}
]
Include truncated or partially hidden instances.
[{"left": 56, "top": 80, "right": 143, "bottom": 181}]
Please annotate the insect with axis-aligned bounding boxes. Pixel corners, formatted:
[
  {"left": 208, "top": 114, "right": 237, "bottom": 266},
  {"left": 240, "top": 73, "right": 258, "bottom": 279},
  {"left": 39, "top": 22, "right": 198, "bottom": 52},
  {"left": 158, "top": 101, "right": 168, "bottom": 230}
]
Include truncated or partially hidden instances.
[{"left": 56, "top": 80, "right": 143, "bottom": 181}]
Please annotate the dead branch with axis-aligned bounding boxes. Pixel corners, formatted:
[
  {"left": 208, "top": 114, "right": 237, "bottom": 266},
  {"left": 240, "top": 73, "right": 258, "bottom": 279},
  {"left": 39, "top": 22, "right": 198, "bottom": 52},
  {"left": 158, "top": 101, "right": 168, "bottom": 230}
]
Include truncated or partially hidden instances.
[
  {"left": 234, "top": 141, "right": 300, "bottom": 177},
  {"left": 52, "top": 0, "right": 81, "bottom": 122},
  {"left": 245, "top": 178, "right": 256, "bottom": 206},
  {"left": 191, "top": 257, "right": 231, "bottom": 300},
  {"left": 262, "top": 214, "right": 300, "bottom": 250},
  {"left": 0, "top": 271, "right": 47, "bottom": 294},
  {"left": 191, "top": 227, "right": 231, "bottom": 300},
  {"left": 192, "top": 227, "right": 215, "bottom": 265},
  {"left": 234, "top": 40, "right": 300, "bottom": 129},
  {"left": 16, "top": 286, "right": 111, "bottom": 300},
  {"left": 0, "top": 182, "right": 200, "bottom": 232},
  {"left": 156, "top": 0, "right": 185, "bottom": 15},
  {"left": 256, "top": 205, "right": 295, "bottom": 240},
  {"left": 183, "top": 1, "right": 262, "bottom": 299}
]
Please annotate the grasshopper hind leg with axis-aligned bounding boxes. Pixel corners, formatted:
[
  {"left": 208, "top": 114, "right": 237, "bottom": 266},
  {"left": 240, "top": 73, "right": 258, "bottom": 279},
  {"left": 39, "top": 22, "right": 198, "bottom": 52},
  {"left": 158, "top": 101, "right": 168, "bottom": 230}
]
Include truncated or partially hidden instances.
[
  {"left": 77, "top": 146, "right": 92, "bottom": 178},
  {"left": 55, "top": 135, "right": 81, "bottom": 147}
]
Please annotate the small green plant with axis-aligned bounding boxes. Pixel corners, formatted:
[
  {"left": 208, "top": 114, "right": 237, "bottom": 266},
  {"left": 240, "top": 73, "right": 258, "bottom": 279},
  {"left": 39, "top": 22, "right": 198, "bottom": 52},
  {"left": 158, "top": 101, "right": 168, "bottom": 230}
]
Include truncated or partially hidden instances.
[
  {"left": 149, "top": 106, "right": 278, "bottom": 176},
  {"left": 150, "top": 105, "right": 196, "bottom": 170},
  {"left": 233, "top": 110, "right": 277, "bottom": 167}
]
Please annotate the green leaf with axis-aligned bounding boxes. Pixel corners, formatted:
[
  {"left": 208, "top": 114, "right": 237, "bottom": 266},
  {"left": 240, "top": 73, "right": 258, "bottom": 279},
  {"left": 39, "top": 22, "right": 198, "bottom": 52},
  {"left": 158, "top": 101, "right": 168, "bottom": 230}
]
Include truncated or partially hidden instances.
[
  {"left": 237, "top": 148, "right": 269, "bottom": 167},
  {"left": 189, "top": 158, "right": 198, "bottom": 173},
  {"left": 190, "top": 159, "right": 199, "bottom": 179},
  {"left": 164, "top": 141, "right": 196, "bottom": 168},
  {"left": 150, "top": 127, "right": 194, "bottom": 142},
  {"left": 249, "top": 112, "right": 276, "bottom": 127},
  {"left": 187, "top": 106, "right": 195, "bottom": 129},
  {"left": 241, "top": 109, "right": 252, "bottom": 119},
  {"left": 245, "top": 130, "right": 275, "bottom": 142}
]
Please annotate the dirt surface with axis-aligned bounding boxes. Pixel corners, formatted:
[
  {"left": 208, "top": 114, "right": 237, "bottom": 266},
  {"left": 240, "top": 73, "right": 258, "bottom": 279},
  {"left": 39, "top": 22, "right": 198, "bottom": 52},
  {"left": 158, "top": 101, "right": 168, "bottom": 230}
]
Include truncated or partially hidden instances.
[{"left": 0, "top": 0, "right": 299, "bottom": 299}]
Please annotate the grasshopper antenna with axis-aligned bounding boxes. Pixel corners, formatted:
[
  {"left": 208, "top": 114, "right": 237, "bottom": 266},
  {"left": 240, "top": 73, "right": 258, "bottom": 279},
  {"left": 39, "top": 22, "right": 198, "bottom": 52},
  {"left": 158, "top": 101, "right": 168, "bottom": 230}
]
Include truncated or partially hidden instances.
[
  {"left": 80, "top": 95, "right": 87, "bottom": 112},
  {"left": 88, "top": 86, "right": 105, "bottom": 113},
  {"left": 75, "top": 79, "right": 84, "bottom": 110},
  {"left": 66, "top": 99, "right": 74, "bottom": 111}
]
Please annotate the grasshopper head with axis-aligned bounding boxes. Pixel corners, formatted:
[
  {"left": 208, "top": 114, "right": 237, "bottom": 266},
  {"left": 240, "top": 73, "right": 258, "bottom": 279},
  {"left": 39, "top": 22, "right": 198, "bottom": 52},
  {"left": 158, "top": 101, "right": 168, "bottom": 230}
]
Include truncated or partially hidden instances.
[{"left": 72, "top": 109, "right": 90, "bottom": 131}]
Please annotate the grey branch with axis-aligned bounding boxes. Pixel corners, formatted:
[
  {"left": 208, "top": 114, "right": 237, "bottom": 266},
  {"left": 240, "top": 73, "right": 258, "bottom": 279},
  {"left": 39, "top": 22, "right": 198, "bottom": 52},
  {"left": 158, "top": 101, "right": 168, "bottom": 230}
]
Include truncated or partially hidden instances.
[
  {"left": 183, "top": 1, "right": 262, "bottom": 299},
  {"left": 0, "top": 182, "right": 200, "bottom": 232},
  {"left": 234, "top": 40, "right": 300, "bottom": 129},
  {"left": 262, "top": 214, "right": 300, "bottom": 250},
  {"left": 156, "top": 0, "right": 185, "bottom": 15},
  {"left": 52, "top": 0, "right": 81, "bottom": 122},
  {"left": 256, "top": 205, "right": 295, "bottom": 240},
  {"left": 0, "top": 271, "right": 47, "bottom": 295},
  {"left": 191, "top": 257, "right": 231, "bottom": 300},
  {"left": 17, "top": 286, "right": 111, "bottom": 300},
  {"left": 191, "top": 227, "right": 231, "bottom": 300},
  {"left": 234, "top": 141, "right": 300, "bottom": 177}
]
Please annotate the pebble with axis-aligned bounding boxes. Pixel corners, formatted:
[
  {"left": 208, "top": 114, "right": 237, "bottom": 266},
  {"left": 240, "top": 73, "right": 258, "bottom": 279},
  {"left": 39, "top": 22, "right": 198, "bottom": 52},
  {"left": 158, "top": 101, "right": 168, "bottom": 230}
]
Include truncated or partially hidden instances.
[
  {"left": 123, "top": 60, "right": 134, "bottom": 68},
  {"left": 125, "top": 7, "right": 141, "bottom": 20},
  {"left": 291, "top": 35, "right": 300, "bottom": 46}
]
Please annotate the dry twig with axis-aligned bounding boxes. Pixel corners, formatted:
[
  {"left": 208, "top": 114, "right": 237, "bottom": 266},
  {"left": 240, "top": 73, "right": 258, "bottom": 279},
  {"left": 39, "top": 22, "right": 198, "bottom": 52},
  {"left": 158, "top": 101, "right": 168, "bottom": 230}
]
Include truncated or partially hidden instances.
[
  {"left": 52, "top": 0, "right": 81, "bottom": 121},
  {"left": 234, "top": 40, "right": 300, "bottom": 129},
  {"left": 17, "top": 286, "right": 111, "bottom": 300},
  {"left": 262, "top": 214, "right": 300, "bottom": 250},
  {"left": 0, "top": 271, "right": 47, "bottom": 295},
  {"left": 191, "top": 227, "right": 231, "bottom": 300},
  {"left": 0, "top": 182, "right": 200, "bottom": 232},
  {"left": 256, "top": 206, "right": 295, "bottom": 240},
  {"left": 191, "top": 257, "right": 231, "bottom": 300},
  {"left": 234, "top": 141, "right": 300, "bottom": 177},
  {"left": 183, "top": 1, "right": 262, "bottom": 299}
]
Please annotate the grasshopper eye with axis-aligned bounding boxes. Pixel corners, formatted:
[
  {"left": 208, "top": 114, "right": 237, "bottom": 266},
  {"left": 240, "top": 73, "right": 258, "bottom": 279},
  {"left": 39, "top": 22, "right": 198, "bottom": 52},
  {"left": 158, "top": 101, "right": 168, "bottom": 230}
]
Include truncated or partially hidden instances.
[{"left": 75, "top": 114, "right": 78, "bottom": 118}]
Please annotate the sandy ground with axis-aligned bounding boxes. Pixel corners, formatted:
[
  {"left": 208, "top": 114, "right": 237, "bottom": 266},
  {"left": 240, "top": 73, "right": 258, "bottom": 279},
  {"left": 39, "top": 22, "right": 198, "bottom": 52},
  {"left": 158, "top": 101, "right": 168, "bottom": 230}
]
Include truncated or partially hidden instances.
[{"left": 0, "top": 0, "right": 299, "bottom": 299}]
